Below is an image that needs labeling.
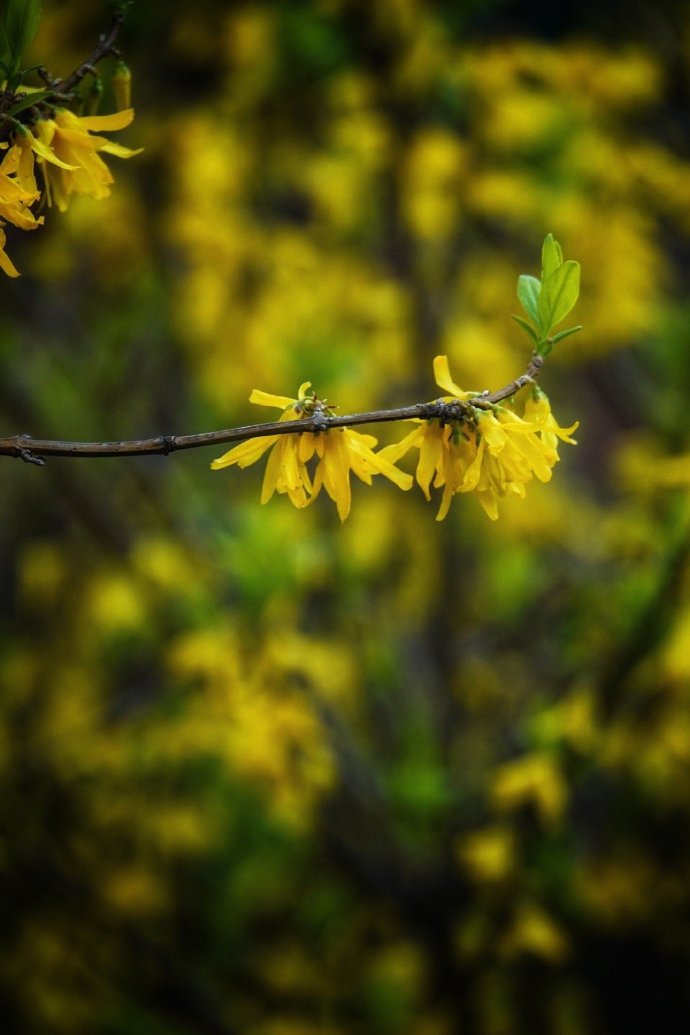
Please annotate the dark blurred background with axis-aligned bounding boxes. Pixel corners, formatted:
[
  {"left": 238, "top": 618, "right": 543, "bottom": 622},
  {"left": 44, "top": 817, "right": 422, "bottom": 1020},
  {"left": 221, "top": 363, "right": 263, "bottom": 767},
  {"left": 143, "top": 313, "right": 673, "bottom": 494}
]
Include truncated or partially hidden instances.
[{"left": 3, "top": 1, "right": 690, "bottom": 1032}]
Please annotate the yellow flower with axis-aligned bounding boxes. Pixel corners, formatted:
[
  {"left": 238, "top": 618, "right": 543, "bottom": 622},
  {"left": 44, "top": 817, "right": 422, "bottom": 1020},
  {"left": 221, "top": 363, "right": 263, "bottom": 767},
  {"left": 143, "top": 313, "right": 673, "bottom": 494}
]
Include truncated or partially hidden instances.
[
  {"left": 0, "top": 226, "right": 19, "bottom": 277},
  {"left": 380, "top": 356, "right": 578, "bottom": 520},
  {"left": 469, "top": 403, "right": 578, "bottom": 520},
  {"left": 0, "top": 145, "right": 41, "bottom": 227},
  {"left": 211, "top": 383, "right": 412, "bottom": 521},
  {"left": 14, "top": 124, "right": 77, "bottom": 197},
  {"left": 0, "top": 144, "right": 43, "bottom": 276},
  {"left": 31, "top": 108, "right": 142, "bottom": 211},
  {"left": 309, "top": 420, "right": 413, "bottom": 521}
]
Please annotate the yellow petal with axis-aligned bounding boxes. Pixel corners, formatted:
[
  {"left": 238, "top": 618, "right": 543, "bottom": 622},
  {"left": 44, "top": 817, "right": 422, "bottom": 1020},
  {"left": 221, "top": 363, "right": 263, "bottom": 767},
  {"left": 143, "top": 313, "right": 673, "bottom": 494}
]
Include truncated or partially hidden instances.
[
  {"left": 0, "top": 230, "right": 19, "bottom": 277},
  {"left": 249, "top": 388, "right": 297, "bottom": 410},
  {"left": 210, "top": 435, "right": 277, "bottom": 469},
  {"left": 98, "top": 141, "right": 144, "bottom": 159},
  {"left": 416, "top": 425, "right": 445, "bottom": 498},
  {"left": 362, "top": 450, "right": 413, "bottom": 490},
  {"left": 320, "top": 433, "right": 352, "bottom": 521},
  {"left": 549, "top": 420, "right": 579, "bottom": 444},
  {"left": 76, "top": 108, "right": 136, "bottom": 132},
  {"left": 436, "top": 483, "right": 454, "bottom": 521},
  {"left": 460, "top": 438, "right": 486, "bottom": 492},
  {"left": 298, "top": 432, "right": 317, "bottom": 463},
  {"left": 377, "top": 424, "right": 424, "bottom": 465},
  {"left": 478, "top": 414, "right": 508, "bottom": 455},
  {"left": 29, "top": 132, "right": 77, "bottom": 169},
  {"left": 476, "top": 489, "right": 500, "bottom": 520},
  {"left": 433, "top": 355, "right": 472, "bottom": 400}
]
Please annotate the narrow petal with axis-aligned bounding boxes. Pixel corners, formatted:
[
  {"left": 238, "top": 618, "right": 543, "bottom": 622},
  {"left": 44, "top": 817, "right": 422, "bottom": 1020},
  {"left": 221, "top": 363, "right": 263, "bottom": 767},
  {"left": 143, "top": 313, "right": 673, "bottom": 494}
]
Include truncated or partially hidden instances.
[
  {"left": 298, "top": 432, "right": 317, "bottom": 463},
  {"left": 433, "top": 355, "right": 473, "bottom": 400},
  {"left": 29, "top": 133, "right": 77, "bottom": 169},
  {"left": 210, "top": 435, "right": 277, "bottom": 469},
  {"left": 460, "top": 438, "right": 486, "bottom": 492},
  {"left": 0, "top": 229, "right": 19, "bottom": 277},
  {"left": 476, "top": 489, "right": 500, "bottom": 520},
  {"left": 436, "top": 483, "right": 454, "bottom": 521},
  {"left": 478, "top": 414, "right": 508, "bottom": 456},
  {"left": 377, "top": 424, "right": 424, "bottom": 465},
  {"left": 249, "top": 388, "right": 297, "bottom": 410},
  {"left": 344, "top": 431, "right": 413, "bottom": 490},
  {"left": 320, "top": 433, "right": 352, "bottom": 521},
  {"left": 416, "top": 425, "right": 445, "bottom": 498},
  {"left": 98, "top": 141, "right": 144, "bottom": 159},
  {"left": 76, "top": 109, "right": 136, "bottom": 132},
  {"left": 260, "top": 439, "right": 285, "bottom": 503}
]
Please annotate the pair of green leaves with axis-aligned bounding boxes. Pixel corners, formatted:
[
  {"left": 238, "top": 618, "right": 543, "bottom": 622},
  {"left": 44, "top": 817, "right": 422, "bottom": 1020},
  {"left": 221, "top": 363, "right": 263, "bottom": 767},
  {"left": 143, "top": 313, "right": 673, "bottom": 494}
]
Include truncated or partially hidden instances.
[
  {"left": 0, "top": 0, "right": 42, "bottom": 87},
  {"left": 513, "top": 234, "right": 582, "bottom": 355}
]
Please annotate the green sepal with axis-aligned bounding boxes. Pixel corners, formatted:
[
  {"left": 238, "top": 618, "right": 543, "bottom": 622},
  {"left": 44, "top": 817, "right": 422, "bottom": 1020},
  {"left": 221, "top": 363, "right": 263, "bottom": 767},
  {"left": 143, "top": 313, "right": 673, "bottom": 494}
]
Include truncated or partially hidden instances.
[
  {"left": 8, "top": 88, "right": 52, "bottom": 116},
  {"left": 548, "top": 325, "right": 582, "bottom": 346},
  {"left": 537, "top": 259, "right": 581, "bottom": 336},
  {"left": 511, "top": 314, "right": 539, "bottom": 344},
  {"left": 517, "top": 274, "right": 541, "bottom": 324}
]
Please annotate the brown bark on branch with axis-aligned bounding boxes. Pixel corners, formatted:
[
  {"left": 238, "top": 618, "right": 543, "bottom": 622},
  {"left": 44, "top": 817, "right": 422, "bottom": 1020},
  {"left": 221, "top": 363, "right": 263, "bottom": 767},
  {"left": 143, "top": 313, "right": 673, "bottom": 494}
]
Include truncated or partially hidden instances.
[{"left": 0, "top": 355, "right": 543, "bottom": 465}]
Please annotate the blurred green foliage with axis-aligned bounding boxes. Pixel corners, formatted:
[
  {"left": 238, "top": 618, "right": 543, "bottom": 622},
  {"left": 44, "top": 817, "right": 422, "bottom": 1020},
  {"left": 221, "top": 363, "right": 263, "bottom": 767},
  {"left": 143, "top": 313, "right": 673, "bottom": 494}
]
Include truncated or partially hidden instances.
[{"left": 4, "top": 0, "right": 690, "bottom": 1032}]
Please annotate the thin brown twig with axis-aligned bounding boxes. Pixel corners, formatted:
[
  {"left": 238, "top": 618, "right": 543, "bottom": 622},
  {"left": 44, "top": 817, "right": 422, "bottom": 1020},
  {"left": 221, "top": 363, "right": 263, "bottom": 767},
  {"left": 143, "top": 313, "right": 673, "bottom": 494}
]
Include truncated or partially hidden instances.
[
  {"left": 0, "top": 355, "right": 543, "bottom": 465},
  {"left": 52, "top": 9, "right": 126, "bottom": 96}
]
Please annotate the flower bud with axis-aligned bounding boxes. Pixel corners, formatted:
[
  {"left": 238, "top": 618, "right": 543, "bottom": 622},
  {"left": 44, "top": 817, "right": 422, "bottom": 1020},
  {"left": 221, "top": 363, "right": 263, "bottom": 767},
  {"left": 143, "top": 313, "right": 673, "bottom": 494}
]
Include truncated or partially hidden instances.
[
  {"left": 113, "top": 62, "right": 132, "bottom": 111},
  {"left": 87, "top": 76, "right": 103, "bottom": 115}
]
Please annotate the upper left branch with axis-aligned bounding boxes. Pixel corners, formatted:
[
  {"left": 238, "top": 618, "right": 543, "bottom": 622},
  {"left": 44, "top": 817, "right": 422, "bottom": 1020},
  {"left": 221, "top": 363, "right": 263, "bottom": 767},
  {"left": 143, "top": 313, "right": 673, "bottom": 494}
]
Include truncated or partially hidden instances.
[{"left": 0, "top": 0, "right": 139, "bottom": 276}]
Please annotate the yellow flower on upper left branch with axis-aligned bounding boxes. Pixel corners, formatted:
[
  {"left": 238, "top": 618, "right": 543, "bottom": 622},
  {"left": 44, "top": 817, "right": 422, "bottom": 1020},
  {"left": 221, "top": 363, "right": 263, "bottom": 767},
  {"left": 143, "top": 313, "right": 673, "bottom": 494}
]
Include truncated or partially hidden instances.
[
  {"left": 30, "top": 108, "right": 142, "bottom": 211},
  {"left": 0, "top": 144, "right": 43, "bottom": 277}
]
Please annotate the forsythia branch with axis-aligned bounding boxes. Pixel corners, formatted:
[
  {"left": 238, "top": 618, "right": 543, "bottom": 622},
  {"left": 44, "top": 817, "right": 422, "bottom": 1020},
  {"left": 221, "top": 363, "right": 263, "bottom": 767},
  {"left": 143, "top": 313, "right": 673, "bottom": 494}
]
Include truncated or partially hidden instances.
[{"left": 0, "top": 354, "right": 543, "bottom": 464}]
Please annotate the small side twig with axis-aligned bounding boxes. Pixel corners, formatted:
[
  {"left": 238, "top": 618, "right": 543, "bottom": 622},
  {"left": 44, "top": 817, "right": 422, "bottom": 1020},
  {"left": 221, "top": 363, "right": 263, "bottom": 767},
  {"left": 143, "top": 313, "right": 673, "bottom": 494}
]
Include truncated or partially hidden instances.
[{"left": 52, "top": 10, "right": 125, "bottom": 96}]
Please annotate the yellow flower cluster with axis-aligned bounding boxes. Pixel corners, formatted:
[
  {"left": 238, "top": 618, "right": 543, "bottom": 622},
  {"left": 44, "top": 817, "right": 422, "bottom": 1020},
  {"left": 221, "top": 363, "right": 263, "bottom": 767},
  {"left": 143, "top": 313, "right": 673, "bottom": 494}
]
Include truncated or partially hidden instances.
[
  {"left": 212, "top": 358, "right": 578, "bottom": 521},
  {"left": 381, "top": 357, "right": 579, "bottom": 520},
  {"left": 0, "top": 108, "right": 141, "bottom": 276},
  {"left": 211, "top": 383, "right": 413, "bottom": 522}
]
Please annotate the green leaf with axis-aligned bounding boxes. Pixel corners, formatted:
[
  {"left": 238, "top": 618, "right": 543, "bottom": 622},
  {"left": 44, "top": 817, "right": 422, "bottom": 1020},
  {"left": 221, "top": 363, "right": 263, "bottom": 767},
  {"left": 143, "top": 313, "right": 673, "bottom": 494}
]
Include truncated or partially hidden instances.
[
  {"left": 517, "top": 275, "right": 541, "bottom": 324},
  {"left": 8, "top": 88, "right": 52, "bottom": 116},
  {"left": 541, "top": 233, "right": 563, "bottom": 281},
  {"left": 548, "top": 325, "right": 582, "bottom": 345},
  {"left": 0, "top": 0, "right": 42, "bottom": 78},
  {"left": 511, "top": 314, "right": 539, "bottom": 344},
  {"left": 537, "top": 260, "right": 581, "bottom": 336}
]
